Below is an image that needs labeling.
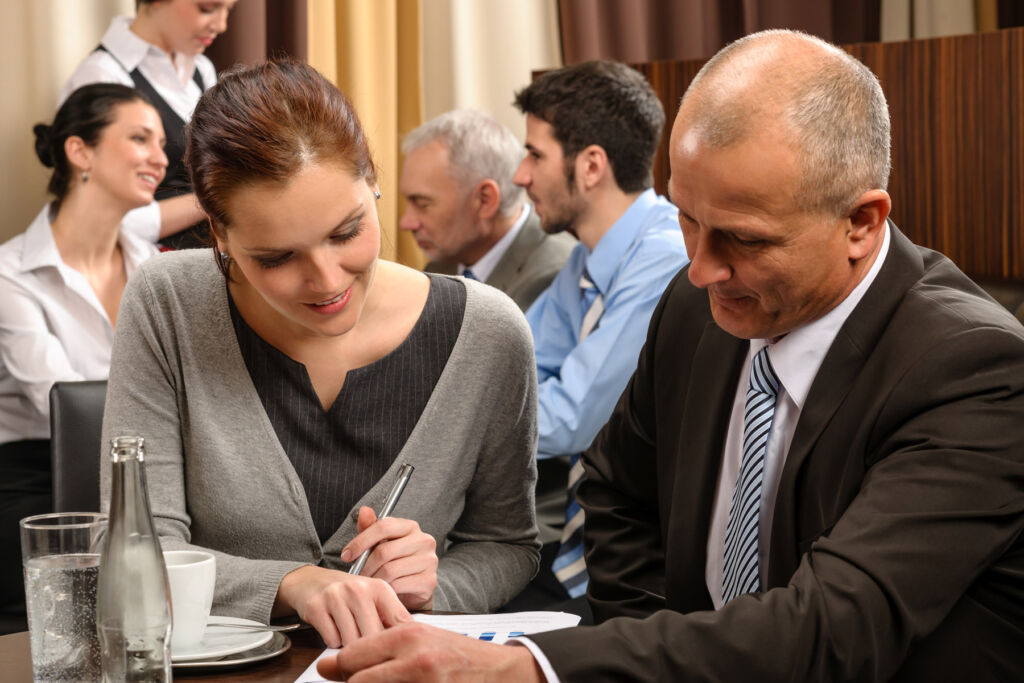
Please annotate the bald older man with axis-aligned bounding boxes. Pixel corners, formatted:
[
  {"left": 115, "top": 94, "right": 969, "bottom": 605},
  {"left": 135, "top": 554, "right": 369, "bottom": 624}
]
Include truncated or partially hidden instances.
[{"left": 317, "top": 30, "right": 1024, "bottom": 682}]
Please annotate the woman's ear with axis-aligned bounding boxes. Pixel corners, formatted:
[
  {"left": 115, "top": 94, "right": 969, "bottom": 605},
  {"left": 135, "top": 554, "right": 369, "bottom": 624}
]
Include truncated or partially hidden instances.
[{"left": 64, "top": 136, "right": 92, "bottom": 176}]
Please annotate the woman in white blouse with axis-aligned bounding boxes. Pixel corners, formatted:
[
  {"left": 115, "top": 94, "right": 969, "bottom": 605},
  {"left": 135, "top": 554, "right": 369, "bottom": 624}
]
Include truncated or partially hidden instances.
[{"left": 0, "top": 83, "right": 165, "bottom": 625}]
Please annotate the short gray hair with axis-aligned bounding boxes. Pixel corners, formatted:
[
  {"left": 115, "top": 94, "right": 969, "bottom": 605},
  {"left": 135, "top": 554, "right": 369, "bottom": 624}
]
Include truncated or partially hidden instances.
[
  {"left": 402, "top": 109, "right": 524, "bottom": 218},
  {"left": 684, "top": 30, "right": 891, "bottom": 217}
]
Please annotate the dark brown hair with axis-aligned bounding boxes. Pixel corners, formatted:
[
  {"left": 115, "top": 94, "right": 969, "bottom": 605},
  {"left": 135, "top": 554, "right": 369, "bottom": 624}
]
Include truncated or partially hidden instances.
[
  {"left": 514, "top": 60, "right": 664, "bottom": 194},
  {"left": 186, "top": 58, "right": 378, "bottom": 273},
  {"left": 34, "top": 83, "right": 153, "bottom": 210}
]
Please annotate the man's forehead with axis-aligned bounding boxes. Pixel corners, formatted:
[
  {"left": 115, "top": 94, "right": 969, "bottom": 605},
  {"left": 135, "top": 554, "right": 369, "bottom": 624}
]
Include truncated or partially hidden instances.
[
  {"left": 410, "top": 138, "right": 453, "bottom": 165},
  {"left": 403, "top": 141, "right": 457, "bottom": 184}
]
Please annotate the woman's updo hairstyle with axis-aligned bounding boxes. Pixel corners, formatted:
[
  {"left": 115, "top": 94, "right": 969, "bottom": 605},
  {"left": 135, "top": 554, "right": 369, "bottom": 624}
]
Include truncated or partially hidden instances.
[
  {"left": 186, "top": 58, "right": 378, "bottom": 251},
  {"left": 34, "top": 83, "right": 152, "bottom": 209}
]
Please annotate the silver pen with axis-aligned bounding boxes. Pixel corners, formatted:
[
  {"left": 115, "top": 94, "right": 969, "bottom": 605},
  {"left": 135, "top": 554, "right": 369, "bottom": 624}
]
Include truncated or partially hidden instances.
[{"left": 348, "top": 463, "right": 415, "bottom": 575}]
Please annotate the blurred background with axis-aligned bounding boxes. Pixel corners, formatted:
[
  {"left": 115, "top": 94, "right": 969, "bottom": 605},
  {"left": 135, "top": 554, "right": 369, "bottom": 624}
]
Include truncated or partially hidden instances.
[{"left": 2, "top": 0, "right": 1019, "bottom": 266}]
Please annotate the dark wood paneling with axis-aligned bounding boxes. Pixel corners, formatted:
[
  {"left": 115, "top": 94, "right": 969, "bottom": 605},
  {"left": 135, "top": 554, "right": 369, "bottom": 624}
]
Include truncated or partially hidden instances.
[{"left": 636, "top": 27, "right": 1024, "bottom": 281}]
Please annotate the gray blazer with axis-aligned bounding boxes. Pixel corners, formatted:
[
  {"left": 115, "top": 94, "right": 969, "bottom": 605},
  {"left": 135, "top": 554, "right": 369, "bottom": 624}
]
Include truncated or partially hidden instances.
[
  {"left": 428, "top": 209, "right": 575, "bottom": 311},
  {"left": 100, "top": 251, "right": 541, "bottom": 623}
]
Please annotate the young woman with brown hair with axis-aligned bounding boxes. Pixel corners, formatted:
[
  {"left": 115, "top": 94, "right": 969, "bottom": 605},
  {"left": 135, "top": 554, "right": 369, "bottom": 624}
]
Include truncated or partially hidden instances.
[{"left": 100, "top": 59, "right": 540, "bottom": 648}]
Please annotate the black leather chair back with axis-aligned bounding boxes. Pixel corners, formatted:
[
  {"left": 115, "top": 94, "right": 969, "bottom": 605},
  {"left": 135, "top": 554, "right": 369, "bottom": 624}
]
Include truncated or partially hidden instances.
[{"left": 49, "top": 380, "right": 107, "bottom": 512}]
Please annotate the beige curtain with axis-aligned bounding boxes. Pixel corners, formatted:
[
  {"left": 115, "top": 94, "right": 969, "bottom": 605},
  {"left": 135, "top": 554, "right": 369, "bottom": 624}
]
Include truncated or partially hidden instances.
[
  {"left": 420, "top": 0, "right": 562, "bottom": 143},
  {"left": 308, "top": 0, "right": 425, "bottom": 268},
  {"left": 0, "top": 0, "right": 134, "bottom": 243}
]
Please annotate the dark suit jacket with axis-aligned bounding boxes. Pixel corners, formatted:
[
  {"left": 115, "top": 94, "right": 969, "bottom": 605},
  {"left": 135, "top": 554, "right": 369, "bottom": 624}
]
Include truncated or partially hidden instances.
[
  {"left": 530, "top": 225, "right": 1024, "bottom": 681},
  {"left": 426, "top": 210, "right": 575, "bottom": 312}
]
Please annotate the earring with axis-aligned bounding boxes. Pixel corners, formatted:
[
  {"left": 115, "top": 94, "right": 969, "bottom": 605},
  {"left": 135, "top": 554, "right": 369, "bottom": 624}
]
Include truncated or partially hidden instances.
[
  {"left": 219, "top": 250, "right": 231, "bottom": 265},
  {"left": 374, "top": 190, "right": 381, "bottom": 200},
  {"left": 81, "top": 171, "right": 89, "bottom": 183}
]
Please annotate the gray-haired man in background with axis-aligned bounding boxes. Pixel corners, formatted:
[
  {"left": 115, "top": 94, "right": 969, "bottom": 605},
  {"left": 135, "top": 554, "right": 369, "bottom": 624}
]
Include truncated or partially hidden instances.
[{"left": 400, "top": 109, "right": 575, "bottom": 311}]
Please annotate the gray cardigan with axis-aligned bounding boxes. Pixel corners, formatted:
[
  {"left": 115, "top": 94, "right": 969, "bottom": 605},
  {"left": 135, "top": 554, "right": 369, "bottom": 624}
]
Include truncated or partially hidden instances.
[{"left": 100, "top": 250, "right": 540, "bottom": 622}]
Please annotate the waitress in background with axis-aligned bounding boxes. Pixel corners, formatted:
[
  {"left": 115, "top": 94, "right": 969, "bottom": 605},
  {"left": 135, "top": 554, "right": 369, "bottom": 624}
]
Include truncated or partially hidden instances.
[
  {"left": 61, "top": 0, "right": 237, "bottom": 248},
  {"left": 0, "top": 83, "right": 166, "bottom": 631}
]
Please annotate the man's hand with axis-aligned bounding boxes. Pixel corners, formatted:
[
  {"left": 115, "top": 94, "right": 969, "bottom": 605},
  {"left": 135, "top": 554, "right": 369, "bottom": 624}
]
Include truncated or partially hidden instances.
[
  {"left": 342, "top": 507, "right": 439, "bottom": 610},
  {"left": 316, "top": 622, "right": 545, "bottom": 682}
]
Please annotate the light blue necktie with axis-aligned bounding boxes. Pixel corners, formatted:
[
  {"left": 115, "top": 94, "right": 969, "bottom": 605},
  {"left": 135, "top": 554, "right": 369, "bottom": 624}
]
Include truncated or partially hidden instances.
[
  {"left": 722, "top": 346, "right": 780, "bottom": 604},
  {"left": 551, "top": 268, "right": 604, "bottom": 598}
]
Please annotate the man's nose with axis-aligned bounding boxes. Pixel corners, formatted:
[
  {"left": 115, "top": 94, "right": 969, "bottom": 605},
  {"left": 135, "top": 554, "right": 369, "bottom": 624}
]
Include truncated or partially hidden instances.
[
  {"left": 686, "top": 233, "right": 730, "bottom": 289},
  {"left": 513, "top": 159, "right": 530, "bottom": 188}
]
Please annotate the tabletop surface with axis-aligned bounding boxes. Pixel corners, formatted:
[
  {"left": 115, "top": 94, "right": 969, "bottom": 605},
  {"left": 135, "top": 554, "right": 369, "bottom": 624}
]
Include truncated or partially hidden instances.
[{"left": 0, "top": 628, "right": 330, "bottom": 682}]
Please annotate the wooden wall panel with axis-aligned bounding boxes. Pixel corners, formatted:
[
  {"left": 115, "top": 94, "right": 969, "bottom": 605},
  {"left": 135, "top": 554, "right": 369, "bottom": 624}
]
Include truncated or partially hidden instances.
[{"left": 636, "top": 27, "right": 1024, "bottom": 281}]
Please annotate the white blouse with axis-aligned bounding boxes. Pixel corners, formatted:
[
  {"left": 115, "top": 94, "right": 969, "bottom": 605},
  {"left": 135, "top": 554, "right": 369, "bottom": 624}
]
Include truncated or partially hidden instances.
[{"left": 0, "top": 205, "right": 160, "bottom": 443}]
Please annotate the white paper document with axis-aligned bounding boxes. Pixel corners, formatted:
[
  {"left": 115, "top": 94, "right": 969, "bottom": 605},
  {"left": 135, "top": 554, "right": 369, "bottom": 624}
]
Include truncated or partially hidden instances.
[{"left": 294, "top": 611, "right": 581, "bottom": 682}]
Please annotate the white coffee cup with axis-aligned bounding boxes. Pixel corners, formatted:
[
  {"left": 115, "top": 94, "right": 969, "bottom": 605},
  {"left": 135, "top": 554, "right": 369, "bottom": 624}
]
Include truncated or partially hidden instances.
[{"left": 164, "top": 550, "right": 216, "bottom": 653}]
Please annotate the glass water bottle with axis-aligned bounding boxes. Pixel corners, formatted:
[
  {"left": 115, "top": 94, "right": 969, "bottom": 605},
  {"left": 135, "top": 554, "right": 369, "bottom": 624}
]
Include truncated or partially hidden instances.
[{"left": 97, "top": 436, "right": 172, "bottom": 682}]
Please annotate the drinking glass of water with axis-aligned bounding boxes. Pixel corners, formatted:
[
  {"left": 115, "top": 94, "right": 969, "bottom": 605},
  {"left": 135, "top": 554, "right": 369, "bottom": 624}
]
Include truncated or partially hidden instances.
[{"left": 20, "top": 512, "right": 107, "bottom": 683}]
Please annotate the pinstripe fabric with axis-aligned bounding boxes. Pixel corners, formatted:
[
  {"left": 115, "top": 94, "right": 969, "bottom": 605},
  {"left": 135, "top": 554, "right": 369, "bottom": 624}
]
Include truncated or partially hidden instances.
[
  {"left": 722, "top": 346, "right": 779, "bottom": 604},
  {"left": 230, "top": 276, "right": 465, "bottom": 543}
]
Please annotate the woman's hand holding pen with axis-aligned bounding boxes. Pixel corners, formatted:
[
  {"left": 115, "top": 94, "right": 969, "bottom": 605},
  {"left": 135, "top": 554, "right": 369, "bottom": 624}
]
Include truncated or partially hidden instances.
[
  {"left": 274, "top": 565, "right": 412, "bottom": 648},
  {"left": 342, "top": 506, "right": 439, "bottom": 610}
]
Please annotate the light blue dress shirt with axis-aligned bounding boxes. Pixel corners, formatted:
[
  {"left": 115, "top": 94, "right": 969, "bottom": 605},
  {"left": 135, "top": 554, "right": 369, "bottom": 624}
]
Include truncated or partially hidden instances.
[{"left": 526, "top": 188, "right": 689, "bottom": 459}]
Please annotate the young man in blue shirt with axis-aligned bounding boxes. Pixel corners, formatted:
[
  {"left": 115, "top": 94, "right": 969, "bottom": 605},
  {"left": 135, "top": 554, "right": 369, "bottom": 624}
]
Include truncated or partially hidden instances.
[{"left": 505, "top": 60, "right": 689, "bottom": 614}]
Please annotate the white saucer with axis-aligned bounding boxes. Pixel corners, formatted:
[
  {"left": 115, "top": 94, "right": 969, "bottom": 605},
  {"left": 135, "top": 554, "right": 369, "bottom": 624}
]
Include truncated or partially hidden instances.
[{"left": 171, "top": 616, "right": 274, "bottom": 662}]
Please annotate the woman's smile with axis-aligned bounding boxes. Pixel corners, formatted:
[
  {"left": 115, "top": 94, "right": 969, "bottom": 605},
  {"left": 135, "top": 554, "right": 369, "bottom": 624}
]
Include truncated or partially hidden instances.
[{"left": 305, "top": 287, "right": 352, "bottom": 315}]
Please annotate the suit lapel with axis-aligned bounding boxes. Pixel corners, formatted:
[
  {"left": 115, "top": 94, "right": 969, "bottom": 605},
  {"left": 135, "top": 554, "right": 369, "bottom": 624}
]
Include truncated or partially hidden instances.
[
  {"left": 667, "top": 319, "right": 746, "bottom": 612},
  {"left": 769, "top": 223, "right": 926, "bottom": 581}
]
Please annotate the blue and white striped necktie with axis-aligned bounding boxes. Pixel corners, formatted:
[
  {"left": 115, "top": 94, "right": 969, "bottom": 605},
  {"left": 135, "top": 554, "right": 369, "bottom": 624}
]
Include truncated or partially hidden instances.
[
  {"left": 550, "top": 268, "right": 605, "bottom": 598},
  {"left": 722, "top": 345, "right": 780, "bottom": 604}
]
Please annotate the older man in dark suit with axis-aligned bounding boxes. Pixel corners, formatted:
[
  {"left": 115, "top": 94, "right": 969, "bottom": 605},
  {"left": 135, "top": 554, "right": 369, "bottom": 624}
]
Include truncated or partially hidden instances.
[
  {"left": 400, "top": 109, "right": 575, "bottom": 311},
  {"left": 318, "top": 29, "right": 1024, "bottom": 683}
]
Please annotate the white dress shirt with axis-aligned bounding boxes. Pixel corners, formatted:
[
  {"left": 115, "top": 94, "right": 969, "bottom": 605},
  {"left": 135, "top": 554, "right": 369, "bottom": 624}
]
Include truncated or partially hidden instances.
[
  {"left": 457, "top": 203, "right": 530, "bottom": 282},
  {"left": 705, "top": 224, "right": 891, "bottom": 606},
  {"left": 59, "top": 16, "right": 217, "bottom": 244},
  {"left": 0, "top": 205, "right": 159, "bottom": 443}
]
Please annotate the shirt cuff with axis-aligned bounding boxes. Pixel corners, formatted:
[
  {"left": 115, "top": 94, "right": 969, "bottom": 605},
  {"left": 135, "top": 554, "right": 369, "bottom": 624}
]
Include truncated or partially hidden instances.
[{"left": 508, "top": 638, "right": 561, "bottom": 683}]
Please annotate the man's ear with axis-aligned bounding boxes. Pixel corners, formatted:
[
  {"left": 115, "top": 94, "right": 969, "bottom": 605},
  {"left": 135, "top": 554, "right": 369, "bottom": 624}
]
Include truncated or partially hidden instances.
[
  {"left": 575, "top": 144, "right": 609, "bottom": 191},
  {"left": 474, "top": 179, "right": 501, "bottom": 221},
  {"left": 846, "top": 189, "right": 891, "bottom": 261}
]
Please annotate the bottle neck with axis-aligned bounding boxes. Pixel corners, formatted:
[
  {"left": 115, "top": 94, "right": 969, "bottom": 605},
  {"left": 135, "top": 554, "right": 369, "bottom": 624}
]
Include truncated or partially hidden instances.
[{"left": 108, "top": 457, "right": 157, "bottom": 536}]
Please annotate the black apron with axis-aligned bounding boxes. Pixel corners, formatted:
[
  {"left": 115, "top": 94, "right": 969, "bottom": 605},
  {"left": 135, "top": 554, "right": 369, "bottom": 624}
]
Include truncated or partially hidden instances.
[{"left": 95, "top": 45, "right": 210, "bottom": 249}]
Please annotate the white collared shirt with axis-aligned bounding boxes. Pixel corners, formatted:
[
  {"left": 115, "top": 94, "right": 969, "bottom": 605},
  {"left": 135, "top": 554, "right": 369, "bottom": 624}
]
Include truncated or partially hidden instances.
[
  {"left": 705, "top": 223, "right": 891, "bottom": 606},
  {"left": 0, "top": 205, "right": 159, "bottom": 443},
  {"left": 457, "top": 204, "right": 530, "bottom": 282},
  {"left": 59, "top": 16, "right": 218, "bottom": 244},
  {"left": 60, "top": 16, "right": 216, "bottom": 122}
]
